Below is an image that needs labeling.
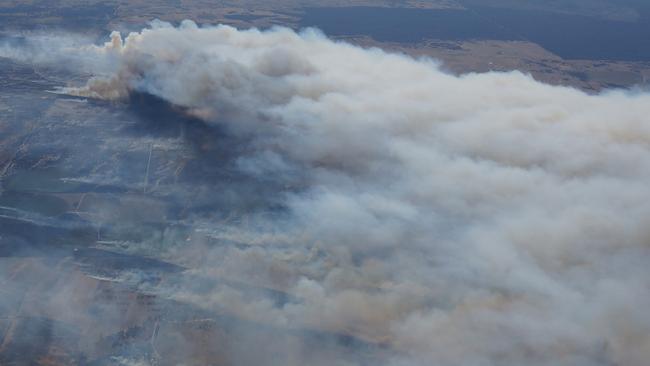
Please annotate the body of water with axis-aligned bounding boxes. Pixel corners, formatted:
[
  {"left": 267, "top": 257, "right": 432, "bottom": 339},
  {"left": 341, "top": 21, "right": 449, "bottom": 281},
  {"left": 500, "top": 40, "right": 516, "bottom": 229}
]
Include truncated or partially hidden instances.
[{"left": 299, "top": 6, "right": 650, "bottom": 61}]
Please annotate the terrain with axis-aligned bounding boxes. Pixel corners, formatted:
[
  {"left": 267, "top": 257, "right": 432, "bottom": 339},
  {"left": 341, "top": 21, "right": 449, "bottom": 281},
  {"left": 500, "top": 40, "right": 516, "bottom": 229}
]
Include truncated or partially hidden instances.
[
  {"left": 2, "top": 0, "right": 650, "bottom": 90},
  {"left": 0, "top": 57, "right": 386, "bottom": 365},
  {"left": 1, "top": 1, "right": 650, "bottom": 365}
]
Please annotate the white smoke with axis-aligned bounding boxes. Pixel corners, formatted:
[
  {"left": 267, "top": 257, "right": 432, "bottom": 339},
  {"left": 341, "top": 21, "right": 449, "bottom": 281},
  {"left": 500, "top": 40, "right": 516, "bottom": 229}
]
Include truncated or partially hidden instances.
[{"left": 3, "top": 20, "right": 650, "bottom": 366}]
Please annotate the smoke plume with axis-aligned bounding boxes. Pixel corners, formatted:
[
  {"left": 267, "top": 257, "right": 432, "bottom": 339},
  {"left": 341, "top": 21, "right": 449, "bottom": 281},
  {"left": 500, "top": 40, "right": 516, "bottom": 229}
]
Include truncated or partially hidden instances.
[{"left": 3, "top": 20, "right": 650, "bottom": 366}]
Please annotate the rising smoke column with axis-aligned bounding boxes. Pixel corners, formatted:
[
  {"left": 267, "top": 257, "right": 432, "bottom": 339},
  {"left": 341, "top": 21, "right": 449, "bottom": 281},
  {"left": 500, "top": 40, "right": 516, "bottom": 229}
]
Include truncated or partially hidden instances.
[{"left": 3, "top": 20, "right": 650, "bottom": 366}]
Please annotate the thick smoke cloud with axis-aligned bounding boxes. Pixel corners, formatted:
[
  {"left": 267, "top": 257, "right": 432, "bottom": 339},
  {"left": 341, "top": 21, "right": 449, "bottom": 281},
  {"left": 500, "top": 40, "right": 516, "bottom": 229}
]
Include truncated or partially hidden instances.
[{"left": 3, "top": 21, "right": 650, "bottom": 366}]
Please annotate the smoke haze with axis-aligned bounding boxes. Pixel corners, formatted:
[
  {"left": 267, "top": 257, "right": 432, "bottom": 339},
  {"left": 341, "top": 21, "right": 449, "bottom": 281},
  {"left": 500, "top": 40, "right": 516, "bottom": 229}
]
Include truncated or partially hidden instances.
[{"left": 2, "top": 21, "right": 650, "bottom": 366}]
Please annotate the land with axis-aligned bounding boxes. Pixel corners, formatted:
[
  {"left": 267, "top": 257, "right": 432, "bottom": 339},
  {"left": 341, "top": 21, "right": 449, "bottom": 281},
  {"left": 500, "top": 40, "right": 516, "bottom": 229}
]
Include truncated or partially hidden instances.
[
  {"left": 1, "top": 1, "right": 650, "bottom": 364},
  {"left": 2, "top": 0, "right": 649, "bottom": 91},
  {"left": 0, "top": 57, "right": 386, "bottom": 364}
]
